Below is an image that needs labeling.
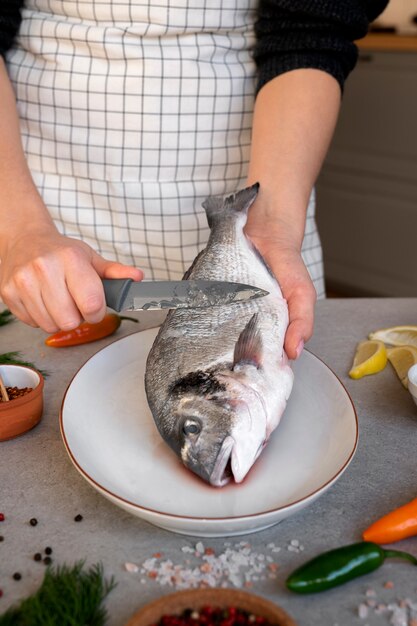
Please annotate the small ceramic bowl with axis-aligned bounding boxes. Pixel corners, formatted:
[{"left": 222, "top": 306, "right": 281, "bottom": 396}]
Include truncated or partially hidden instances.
[
  {"left": 0, "top": 365, "right": 44, "bottom": 441},
  {"left": 125, "top": 588, "right": 297, "bottom": 626},
  {"left": 407, "top": 364, "right": 417, "bottom": 408}
]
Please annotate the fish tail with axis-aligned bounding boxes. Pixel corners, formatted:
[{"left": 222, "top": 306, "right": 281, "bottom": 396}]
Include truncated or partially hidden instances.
[{"left": 202, "top": 183, "right": 259, "bottom": 229}]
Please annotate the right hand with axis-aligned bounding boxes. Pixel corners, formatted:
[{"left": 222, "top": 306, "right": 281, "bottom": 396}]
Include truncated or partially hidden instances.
[{"left": 0, "top": 224, "right": 143, "bottom": 333}]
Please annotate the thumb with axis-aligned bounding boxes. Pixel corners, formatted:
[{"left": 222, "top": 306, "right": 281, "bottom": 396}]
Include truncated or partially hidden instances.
[{"left": 92, "top": 254, "right": 144, "bottom": 282}]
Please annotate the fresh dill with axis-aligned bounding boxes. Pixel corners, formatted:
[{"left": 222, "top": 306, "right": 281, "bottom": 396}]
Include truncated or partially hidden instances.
[
  {"left": 0, "top": 561, "right": 116, "bottom": 626},
  {"left": 0, "top": 352, "right": 49, "bottom": 378},
  {"left": 0, "top": 310, "right": 13, "bottom": 327}
]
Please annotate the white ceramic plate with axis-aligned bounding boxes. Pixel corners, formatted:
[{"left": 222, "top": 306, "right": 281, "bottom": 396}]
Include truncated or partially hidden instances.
[{"left": 60, "top": 329, "right": 358, "bottom": 537}]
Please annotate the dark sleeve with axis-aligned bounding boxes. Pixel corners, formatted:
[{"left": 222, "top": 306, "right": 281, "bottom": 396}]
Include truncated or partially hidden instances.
[
  {"left": 0, "top": 0, "right": 24, "bottom": 58},
  {"left": 253, "top": 0, "right": 389, "bottom": 93}
]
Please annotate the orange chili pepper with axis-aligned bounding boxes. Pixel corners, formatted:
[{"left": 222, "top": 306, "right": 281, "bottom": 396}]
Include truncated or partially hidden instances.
[
  {"left": 363, "top": 497, "right": 417, "bottom": 544},
  {"left": 44, "top": 313, "right": 138, "bottom": 347}
]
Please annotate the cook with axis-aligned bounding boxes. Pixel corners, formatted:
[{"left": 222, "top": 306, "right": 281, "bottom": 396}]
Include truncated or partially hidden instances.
[{"left": 0, "top": 0, "right": 388, "bottom": 359}]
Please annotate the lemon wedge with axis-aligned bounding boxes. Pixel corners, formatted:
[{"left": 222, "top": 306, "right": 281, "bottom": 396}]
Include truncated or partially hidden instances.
[
  {"left": 349, "top": 340, "right": 388, "bottom": 379},
  {"left": 386, "top": 345, "right": 417, "bottom": 388},
  {"left": 369, "top": 325, "right": 417, "bottom": 348}
]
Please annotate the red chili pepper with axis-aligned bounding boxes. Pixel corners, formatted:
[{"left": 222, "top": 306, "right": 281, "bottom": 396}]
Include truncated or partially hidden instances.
[
  {"left": 44, "top": 313, "right": 138, "bottom": 347},
  {"left": 363, "top": 497, "right": 417, "bottom": 544}
]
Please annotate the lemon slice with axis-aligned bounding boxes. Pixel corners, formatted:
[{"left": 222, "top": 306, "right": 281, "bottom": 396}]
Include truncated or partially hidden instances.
[
  {"left": 386, "top": 345, "right": 417, "bottom": 388},
  {"left": 349, "top": 340, "right": 387, "bottom": 379},
  {"left": 369, "top": 325, "right": 417, "bottom": 348}
]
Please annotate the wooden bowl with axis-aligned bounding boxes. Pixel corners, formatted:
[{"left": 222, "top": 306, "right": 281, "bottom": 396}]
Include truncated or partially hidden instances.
[
  {"left": 0, "top": 365, "right": 44, "bottom": 441},
  {"left": 125, "top": 589, "right": 297, "bottom": 626}
]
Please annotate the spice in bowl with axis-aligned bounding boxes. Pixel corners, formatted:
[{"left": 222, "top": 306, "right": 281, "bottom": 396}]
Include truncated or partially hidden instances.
[
  {"left": 0, "top": 365, "right": 44, "bottom": 441},
  {"left": 125, "top": 588, "right": 297, "bottom": 626},
  {"left": 1, "top": 384, "right": 33, "bottom": 402},
  {"left": 151, "top": 605, "right": 274, "bottom": 626}
]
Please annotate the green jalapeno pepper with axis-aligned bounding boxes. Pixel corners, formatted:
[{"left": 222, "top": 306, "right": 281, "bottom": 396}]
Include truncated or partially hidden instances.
[{"left": 286, "top": 541, "right": 417, "bottom": 594}]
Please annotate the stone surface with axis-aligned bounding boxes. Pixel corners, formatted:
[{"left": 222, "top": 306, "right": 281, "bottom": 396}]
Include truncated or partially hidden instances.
[{"left": 1, "top": 300, "right": 417, "bottom": 626}]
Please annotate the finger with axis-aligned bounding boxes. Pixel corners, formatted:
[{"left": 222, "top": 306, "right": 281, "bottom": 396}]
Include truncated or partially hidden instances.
[
  {"left": 1, "top": 291, "right": 39, "bottom": 329},
  {"left": 4, "top": 270, "right": 63, "bottom": 333},
  {"left": 40, "top": 275, "right": 84, "bottom": 331},
  {"left": 65, "top": 264, "right": 107, "bottom": 324},
  {"left": 284, "top": 281, "right": 317, "bottom": 359},
  {"left": 66, "top": 256, "right": 144, "bottom": 323},
  {"left": 93, "top": 256, "right": 144, "bottom": 282}
]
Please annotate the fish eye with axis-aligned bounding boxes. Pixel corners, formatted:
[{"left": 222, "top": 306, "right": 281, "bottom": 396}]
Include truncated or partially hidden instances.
[{"left": 182, "top": 418, "right": 202, "bottom": 436}]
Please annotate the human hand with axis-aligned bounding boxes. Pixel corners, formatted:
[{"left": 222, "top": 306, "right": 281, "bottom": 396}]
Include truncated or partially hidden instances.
[
  {"left": 244, "top": 209, "right": 317, "bottom": 361},
  {"left": 0, "top": 225, "right": 143, "bottom": 333}
]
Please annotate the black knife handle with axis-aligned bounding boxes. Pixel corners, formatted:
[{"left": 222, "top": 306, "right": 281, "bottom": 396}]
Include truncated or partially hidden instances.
[{"left": 102, "top": 279, "right": 133, "bottom": 312}]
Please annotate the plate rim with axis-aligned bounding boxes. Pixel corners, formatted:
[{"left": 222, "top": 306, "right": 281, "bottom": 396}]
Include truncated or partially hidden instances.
[{"left": 60, "top": 329, "right": 358, "bottom": 522}]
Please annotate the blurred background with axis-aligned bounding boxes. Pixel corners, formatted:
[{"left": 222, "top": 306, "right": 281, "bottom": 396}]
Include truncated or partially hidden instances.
[{"left": 316, "top": 0, "right": 417, "bottom": 297}]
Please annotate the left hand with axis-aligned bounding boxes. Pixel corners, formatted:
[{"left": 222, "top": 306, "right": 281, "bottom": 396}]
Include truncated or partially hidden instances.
[{"left": 244, "top": 209, "right": 317, "bottom": 360}]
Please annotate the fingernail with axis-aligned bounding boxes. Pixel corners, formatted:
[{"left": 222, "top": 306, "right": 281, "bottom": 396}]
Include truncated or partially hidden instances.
[{"left": 295, "top": 340, "right": 304, "bottom": 359}]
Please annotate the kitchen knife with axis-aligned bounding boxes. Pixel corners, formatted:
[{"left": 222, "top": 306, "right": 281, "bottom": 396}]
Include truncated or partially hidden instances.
[{"left": 102, "top": 279, "right": 268, "bottom": 312}]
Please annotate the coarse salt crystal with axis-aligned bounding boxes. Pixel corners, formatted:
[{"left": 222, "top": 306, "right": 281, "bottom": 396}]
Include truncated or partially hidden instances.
[
  {"left": 290, "top": 539, "right": 300, "bottom": 547},
  {"left": 365, "top": 588, "right": 376, "bottom": 598},
  {"left": 124, "top": 562, "right": 139, "bottom": 573},
  {"left": 137, "top": 541, "right": 281, "bottom": 590},
  {"left": 388, "top": 605, "right": 408, "bottom": 626},
  {"left": 358, "top": 604, "right": 368, "bottom": 619}
]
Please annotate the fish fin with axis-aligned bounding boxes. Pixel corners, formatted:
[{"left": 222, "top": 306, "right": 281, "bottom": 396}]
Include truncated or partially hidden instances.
[
  {"left": 202, "top": 183, "right": 259, "bottom": 229},
  {"left": 233, "top": 313, "right": 262, "bottom": 369}
]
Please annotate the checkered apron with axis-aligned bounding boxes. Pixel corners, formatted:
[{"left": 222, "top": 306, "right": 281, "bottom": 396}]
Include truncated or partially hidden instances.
[{"left": 6, "top": 0, "right": 324, "bottom": 297}]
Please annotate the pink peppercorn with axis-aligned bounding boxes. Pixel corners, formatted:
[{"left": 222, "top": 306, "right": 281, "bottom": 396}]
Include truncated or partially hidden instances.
[
  {"left": 0, "top": 514, "right": 4, "bottom": 522},
  {"left": 154, "top": 607, "right": 274, "bottom": 626}
]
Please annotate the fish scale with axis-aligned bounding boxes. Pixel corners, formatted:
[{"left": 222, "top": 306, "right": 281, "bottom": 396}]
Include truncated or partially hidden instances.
[{"left": 145, "top": 184, "right": 293, "bottom": 487}]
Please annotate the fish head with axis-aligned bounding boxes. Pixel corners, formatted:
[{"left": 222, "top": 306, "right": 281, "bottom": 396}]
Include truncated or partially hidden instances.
[
  {"left": 168, "top": 393, "right": 235, "bottom": 487},
  {"left": 162, "top": 370, "right": 268, "bottom": 487}
]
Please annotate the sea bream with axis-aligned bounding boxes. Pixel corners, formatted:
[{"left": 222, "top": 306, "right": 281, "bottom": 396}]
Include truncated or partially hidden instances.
[{"left": 144, "top": 183, "right": 294, "bottom": 487}]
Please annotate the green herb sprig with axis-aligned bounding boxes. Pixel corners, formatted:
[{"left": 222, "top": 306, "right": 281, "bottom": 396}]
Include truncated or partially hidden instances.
[
  {"left": 0, "top": 310, "right": 14, "bottom": 327},
  {"left": 0, "top": 352, "right": 49, "bottom": 378},
  {"left": 0, "top": 561, "right": 116, "bottom": 626}
]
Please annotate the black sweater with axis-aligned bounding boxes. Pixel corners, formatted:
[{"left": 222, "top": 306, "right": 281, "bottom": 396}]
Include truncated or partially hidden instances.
[{"left": 0, "top": 0, "right": 388, "bottom": 91}]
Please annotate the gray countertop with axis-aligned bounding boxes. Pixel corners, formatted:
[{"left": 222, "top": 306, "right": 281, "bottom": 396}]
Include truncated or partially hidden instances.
[{"left": 1, "top": 298, "right": 417, "bottom": 626}]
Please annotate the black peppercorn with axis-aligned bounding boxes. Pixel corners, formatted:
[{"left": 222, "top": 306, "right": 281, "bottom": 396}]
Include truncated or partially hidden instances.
[
  {"left": 34, "top": 553, "right": 42, "bottom": 562},
  {"left": 0, "top": 536, "right": 4, "bottom": 542},
  {"left": 74, "top": 514, "right": 83, "bottom": 522},
  {"left": 29, "top": 518, "right": 38, "bottom": 527},
  {"left": 43, "top": 556, "right": 52, "bottom": 565},
  {"left": 13, "top": 573, "right": 22, "bottom": 581},
  {"left": 44, "top": 547, "right": 52, "bottom": 555}
]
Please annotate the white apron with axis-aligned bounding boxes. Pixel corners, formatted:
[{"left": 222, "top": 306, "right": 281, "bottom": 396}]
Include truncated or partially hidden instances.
[{"left": 6, "top": 0, "right": 325, "bottom": 297}]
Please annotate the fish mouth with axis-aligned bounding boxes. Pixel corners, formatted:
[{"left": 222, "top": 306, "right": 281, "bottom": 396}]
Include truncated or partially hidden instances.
[{"left": 210, "top": 436, "right": 234, "bottom": 487}]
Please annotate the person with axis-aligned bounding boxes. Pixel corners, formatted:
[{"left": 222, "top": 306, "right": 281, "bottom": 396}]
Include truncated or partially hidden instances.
[{"left": 0, "top": 0, "right": 387, "bottom": 359}]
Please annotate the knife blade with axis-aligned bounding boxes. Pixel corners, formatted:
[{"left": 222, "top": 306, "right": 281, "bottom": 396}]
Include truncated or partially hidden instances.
[{"left": 102, "top": 279, "right": 269, "bottom": 312}]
